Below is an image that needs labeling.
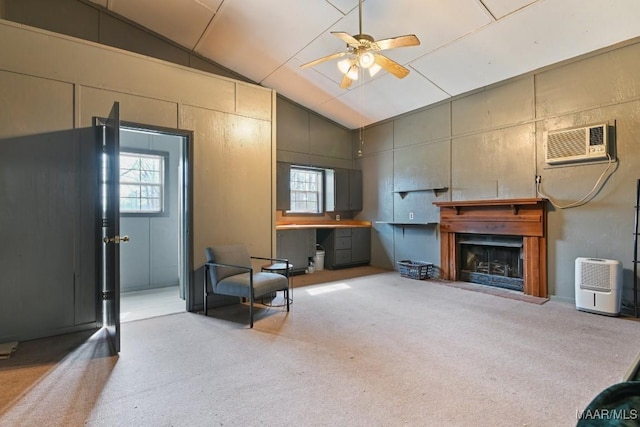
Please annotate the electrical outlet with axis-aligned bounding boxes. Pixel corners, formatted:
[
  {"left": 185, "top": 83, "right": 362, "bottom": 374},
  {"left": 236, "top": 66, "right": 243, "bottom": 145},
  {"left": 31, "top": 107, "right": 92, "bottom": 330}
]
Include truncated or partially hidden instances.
[
  {"left": 336, "top": 214, "right": 340, "bottom": 221},
  {"left": 535, "top": 175, "right": 541, "bottom": 183},
  {"left": 409, "top": 212, "right": 414, "bottom": 220}
]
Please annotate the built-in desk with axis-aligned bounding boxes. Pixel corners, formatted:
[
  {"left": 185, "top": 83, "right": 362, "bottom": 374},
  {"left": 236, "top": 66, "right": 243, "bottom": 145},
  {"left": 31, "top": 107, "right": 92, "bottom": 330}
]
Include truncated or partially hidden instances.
[{"left": 276, "top": 221, "right": 372, "bottom": 271}]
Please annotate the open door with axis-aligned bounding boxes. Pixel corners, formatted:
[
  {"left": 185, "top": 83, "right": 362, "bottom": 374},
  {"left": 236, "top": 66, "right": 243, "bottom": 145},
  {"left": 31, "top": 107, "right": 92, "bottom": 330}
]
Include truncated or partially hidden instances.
[{"left": 101, "top": 102, "right": 122, "bottom": 353}]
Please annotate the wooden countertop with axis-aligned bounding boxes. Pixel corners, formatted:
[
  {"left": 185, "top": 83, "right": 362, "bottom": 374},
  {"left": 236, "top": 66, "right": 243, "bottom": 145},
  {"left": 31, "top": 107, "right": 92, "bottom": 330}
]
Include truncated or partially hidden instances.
[{"left": 276, "top": 220, "right": 372, "bottom": 230}]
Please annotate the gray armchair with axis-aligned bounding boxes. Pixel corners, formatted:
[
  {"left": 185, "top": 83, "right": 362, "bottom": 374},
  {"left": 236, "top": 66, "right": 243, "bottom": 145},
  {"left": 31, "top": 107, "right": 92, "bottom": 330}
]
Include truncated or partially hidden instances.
[{"left": 204, "top": 244, "right": 290, "bottom": 328}]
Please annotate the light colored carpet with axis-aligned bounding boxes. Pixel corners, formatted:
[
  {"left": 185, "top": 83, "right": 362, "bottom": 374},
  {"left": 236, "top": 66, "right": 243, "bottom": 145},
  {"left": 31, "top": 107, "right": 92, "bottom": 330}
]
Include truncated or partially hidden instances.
[{"left": 1, "top": 272, "right": 639, "bottom": 426}]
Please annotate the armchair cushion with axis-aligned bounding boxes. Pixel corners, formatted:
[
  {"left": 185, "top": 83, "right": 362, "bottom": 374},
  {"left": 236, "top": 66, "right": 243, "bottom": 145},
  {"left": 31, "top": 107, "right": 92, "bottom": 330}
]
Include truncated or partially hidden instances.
[{"left": 217, "top": 271, "right": 289, "bottom": 298}]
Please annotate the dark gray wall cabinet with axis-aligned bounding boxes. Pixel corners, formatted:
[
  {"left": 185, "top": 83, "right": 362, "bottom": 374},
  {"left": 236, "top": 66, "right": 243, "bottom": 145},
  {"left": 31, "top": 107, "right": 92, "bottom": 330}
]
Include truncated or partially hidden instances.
[
  {"left": 329, "top": 168, "right": 363, "bottom": 212},
  {"left": 276, "top": 162, "right": 291, "bottom": 211}
]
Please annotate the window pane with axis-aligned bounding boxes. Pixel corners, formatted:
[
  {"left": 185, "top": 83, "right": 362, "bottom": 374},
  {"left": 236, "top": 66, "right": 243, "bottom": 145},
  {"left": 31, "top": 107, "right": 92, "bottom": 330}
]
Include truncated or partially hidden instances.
[
  {"left": 119, "top": 152, "right": 164, "bottom": 214},
  {"left": 288, "top": 167, "right": 323, "bottom": 214}
]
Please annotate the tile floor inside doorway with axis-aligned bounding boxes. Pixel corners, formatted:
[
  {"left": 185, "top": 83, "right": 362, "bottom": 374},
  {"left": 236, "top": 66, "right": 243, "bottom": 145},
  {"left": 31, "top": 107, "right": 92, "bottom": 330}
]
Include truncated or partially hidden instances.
[{"left": 120, "top": 286, "right": 185, "bottom": 323}]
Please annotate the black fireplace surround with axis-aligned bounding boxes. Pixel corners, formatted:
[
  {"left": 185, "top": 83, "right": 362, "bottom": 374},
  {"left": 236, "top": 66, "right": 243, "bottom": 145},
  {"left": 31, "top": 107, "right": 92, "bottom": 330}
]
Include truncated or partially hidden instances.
[{"left": 458, "top": 234, "right": 524, "bottom": 291}]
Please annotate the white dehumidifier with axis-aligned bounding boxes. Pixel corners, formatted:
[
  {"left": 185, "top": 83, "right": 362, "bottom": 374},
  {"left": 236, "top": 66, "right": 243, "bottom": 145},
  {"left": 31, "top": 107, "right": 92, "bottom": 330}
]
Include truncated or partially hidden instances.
[{"left": 575, "top": 257, "right": 622, "bottom": 316}]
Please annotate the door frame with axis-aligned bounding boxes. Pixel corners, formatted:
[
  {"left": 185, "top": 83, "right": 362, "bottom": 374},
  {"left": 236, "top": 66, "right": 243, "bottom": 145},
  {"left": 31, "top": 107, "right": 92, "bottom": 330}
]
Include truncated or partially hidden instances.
[{"left": 95, "top": 118, "right": 195, "bottom": 321}]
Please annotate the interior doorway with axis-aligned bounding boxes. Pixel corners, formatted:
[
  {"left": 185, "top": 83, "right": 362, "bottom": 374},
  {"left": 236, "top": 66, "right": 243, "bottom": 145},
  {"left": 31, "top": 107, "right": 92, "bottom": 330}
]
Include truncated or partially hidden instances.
[{"left": 117, "top": 125, "right": 191, "bottom": 322}]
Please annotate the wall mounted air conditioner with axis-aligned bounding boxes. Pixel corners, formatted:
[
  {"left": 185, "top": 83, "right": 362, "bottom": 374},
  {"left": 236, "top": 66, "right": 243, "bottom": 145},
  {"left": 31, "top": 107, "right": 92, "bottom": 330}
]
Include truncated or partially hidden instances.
[
  {"left": 575, "top": 257, "right": 622, "bottom": 316},
  {"left": 545, "top": 124, "right": 608, "bottom": 165}
]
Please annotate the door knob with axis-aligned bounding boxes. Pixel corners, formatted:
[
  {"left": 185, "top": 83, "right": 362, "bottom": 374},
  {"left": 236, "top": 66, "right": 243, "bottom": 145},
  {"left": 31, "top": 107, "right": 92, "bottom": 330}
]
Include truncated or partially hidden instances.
[{"left": 103, "top": 235, "right": 131, "bottom": 244}]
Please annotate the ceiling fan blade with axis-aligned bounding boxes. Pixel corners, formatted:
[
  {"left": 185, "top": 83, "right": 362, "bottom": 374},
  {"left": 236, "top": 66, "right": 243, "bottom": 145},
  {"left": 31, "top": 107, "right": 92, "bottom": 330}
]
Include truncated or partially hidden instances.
[
  {"left": 331, "top": 31, "right": 360, "bottom": 47},
  {"left": 373, "top": 34, "right": 420, "bottom": 51},
  {"left": 374, "top": 54, "right": 410, "bottom": 79},
  {"left": 300, "top": 52, "right": 348, "bottom": 69},
  {"left": 340, "top": 73, "right": 353, "bottom": 89}
]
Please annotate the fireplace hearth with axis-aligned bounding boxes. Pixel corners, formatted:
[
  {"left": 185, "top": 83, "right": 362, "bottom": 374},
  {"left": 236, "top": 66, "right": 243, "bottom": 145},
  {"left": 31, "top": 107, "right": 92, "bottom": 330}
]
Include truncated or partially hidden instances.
[{"left": 433, "top": 198, "right": 547, "bottom": 297}]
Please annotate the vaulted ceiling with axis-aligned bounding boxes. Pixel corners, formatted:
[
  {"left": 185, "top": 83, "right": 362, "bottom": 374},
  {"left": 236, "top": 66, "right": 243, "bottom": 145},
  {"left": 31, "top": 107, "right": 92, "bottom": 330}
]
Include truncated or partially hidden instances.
[{"left": 88, "top": 0, "right": 640, "bottom": 129}]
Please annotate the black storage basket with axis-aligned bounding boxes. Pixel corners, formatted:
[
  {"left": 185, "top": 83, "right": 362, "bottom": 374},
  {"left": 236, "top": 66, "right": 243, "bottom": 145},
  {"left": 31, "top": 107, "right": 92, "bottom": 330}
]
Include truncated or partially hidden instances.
[{"left": 397, "top": 260, "right": 433, "bottom": 280}]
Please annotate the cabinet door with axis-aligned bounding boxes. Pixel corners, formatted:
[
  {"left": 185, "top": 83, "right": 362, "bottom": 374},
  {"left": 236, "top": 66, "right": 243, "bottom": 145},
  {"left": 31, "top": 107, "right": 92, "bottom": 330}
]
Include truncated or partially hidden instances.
[
  {"left": 349, "top": 169, "right": 363, "bottom": 211},
  {"left": 351, "top": 227, "right": 371, "bottom": 264},
  {"left": 276, "top": 162, "right": 290, "bottom": 211},
  {"left": 334, "top": 168, "right": 350, "bottom": 211},
  {"left": 277, "top": 229, "right": 310, "bottom": 271}
]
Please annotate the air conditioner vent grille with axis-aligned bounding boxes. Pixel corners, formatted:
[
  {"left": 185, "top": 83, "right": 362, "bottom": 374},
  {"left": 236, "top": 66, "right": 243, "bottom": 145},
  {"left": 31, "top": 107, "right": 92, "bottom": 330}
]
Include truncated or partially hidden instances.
[
  {"left": 547, "top": 129, "right": 587, "bottom": 159},
  {"left": 580, "top": 262, "right": 612, "bottom": 291}
]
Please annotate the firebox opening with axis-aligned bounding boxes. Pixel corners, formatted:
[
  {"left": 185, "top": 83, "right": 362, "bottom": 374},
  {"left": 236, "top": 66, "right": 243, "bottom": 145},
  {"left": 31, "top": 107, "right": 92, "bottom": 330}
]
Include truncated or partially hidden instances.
[{"left": 459, "top": 234, "right": 524, "bottom": 292}]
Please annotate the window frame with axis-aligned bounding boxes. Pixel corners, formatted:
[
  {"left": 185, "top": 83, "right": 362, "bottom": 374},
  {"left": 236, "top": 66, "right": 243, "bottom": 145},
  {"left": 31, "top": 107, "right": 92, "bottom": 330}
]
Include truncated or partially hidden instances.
[
  {"left": 119, "top": 148, "right": 169, "bottom": 217},
  {"left": 286, "top": 165, "right": 325, "bottom": 216}
]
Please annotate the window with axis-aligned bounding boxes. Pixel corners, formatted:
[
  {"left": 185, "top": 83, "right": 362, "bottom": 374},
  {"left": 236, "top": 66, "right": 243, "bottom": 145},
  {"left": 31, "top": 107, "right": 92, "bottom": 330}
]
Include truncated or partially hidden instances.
[
  {"left": 288, "top": 166, "right": 324, "bottom": 214},
  {"left": 119, "top": 151, "right": 165, "bottom": 214}
]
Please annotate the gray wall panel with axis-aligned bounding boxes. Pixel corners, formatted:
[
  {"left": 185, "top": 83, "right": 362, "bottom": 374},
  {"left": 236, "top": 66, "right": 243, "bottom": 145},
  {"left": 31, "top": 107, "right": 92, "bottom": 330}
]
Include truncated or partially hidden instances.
[
  {"left": 361, "top": 122, "right": 393, "bottom": 155},
  {"left": 276, "top": 97, "right": 310, "bottom": 153},
  {"left": 393, "top": 103, "right": 450, "bottom": 148},
  {"left": 393, "top": 141, "right": 450, "bottom": 192},
  {"left": 361, "top": 151, "right": 394, "bottom": 269},
  {"left": 99, "top": 13, "right": 190, "bottom": 67},
  {"left": 451, "top": 124, "right": 535, "bottom": 201},
  {"left": 6, "top": 0, "right": 99, "bottom": 42},
  {"left": 452, "top": 77, "right": 534, "bottom": 136},
  {"left": 536, "top": 43, "right": 640, "bottom": 118},
  {"left": 309, "top": 114, "right": 352, "bottom": 159}
]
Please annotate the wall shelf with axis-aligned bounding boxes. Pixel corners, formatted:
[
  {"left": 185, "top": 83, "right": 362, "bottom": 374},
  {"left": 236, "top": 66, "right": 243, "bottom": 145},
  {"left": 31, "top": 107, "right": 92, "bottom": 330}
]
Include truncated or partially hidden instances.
[{"left": 394, "top": 187, "right": 448, "bottom": 199}]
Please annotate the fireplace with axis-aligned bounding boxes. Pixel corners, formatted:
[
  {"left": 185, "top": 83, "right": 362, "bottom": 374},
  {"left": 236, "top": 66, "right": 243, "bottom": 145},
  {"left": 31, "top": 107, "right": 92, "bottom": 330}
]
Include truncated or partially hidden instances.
[
  {"left": 433, "top": 199, "right": 547, "bottom": 297},
  {"left": 459, "top": 234, "right": 524, "bottom": 291}
]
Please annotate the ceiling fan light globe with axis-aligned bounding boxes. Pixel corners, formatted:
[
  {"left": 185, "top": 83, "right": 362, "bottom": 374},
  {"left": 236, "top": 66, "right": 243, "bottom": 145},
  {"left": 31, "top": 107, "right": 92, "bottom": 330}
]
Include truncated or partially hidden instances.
[
  {"left": 368, "top": 64, "right": 382, "bottom": 77},
  {"left": 347, "top": 64, "right": 359, "bottom": 80},
  {"left": 359, "top": 52, "right": 375, "bottom": 68},
  {"left": 337, "top": 58, "right": 352, "bottom": 74}
]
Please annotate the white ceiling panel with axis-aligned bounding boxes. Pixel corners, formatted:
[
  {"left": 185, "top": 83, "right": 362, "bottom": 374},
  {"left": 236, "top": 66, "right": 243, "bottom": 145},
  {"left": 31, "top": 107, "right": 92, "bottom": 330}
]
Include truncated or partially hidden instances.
[
  {"left": 88, "top": 0, "right": 640, "bottom": 129},
  {"left": 410, "top": 0, "right": 640, "bottom": 97},
  {"left": 196, "top": 0, "right": 344, "bottom": 83},
  {"left": 108, "top": 0, "right": 219, "bottom": 50},
  {"left": 481, "top": 0, "right": 538, "bottom": 19},
  {"left": 264, "top": 58, "right": 347, "bottom": 111},
  {"left": 321, "top": 72, "right": 449, "bottom": 128},
  {"left": 325, "top": 0, "right": 359, "bottom": 16}
]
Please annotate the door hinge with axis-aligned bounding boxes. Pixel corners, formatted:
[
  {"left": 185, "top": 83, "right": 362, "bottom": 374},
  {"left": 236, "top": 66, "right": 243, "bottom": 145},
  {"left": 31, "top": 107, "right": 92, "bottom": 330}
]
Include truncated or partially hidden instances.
[{"left": 101, "top": 291, "right": 114, "bottom": 301}]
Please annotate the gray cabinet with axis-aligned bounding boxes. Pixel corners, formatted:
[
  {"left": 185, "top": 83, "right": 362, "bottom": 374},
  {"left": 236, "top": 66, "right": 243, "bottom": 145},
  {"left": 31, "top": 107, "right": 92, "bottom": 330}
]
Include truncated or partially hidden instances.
[
  {"left": 276, "top": 162, "right": 290, "bottom": 211},
  {"left": 276, "top": 228, "right": 315, "bottom": 273},
  {"left": 318, "top": 227, "right": 371, "bottom": 269},
  {"left": 327, "top": 168, "right": 363, "bottom": 212},
  {"left": 348, "top": 169, "right": 363, "bottom": 211},
  {"left": 351, "top": 227, "right": 371, "bottom": 264}
]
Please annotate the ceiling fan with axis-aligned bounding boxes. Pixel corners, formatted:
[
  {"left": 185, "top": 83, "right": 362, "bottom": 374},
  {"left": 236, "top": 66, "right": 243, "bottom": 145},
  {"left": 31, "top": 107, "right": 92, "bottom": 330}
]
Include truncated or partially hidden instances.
[{"left": 300, "top": 0, "right": 420, "bottom": 88}]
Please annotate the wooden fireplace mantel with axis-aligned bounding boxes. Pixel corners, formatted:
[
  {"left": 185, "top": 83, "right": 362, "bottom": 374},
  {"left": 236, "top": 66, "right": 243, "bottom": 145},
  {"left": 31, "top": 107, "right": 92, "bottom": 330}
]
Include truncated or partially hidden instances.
[{"left": 433, "top": 198, "right": 547, "bottom": 297}]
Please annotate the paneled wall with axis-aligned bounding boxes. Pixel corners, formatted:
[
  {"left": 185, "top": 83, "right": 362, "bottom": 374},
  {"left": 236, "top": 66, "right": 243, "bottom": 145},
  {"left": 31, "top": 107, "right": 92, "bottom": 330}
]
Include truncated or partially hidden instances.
[
  {"left": 0, "top": 20, "right": 275, "bottom": 341},
  {"left": 276, "top": 97, "right": 353, "bottom": 169},
  {"left": 358, "top": 40, "right": 640, "bottom": 303}
]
